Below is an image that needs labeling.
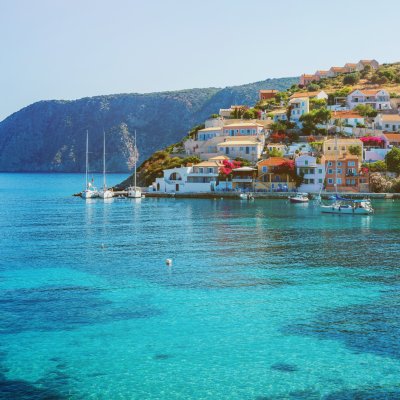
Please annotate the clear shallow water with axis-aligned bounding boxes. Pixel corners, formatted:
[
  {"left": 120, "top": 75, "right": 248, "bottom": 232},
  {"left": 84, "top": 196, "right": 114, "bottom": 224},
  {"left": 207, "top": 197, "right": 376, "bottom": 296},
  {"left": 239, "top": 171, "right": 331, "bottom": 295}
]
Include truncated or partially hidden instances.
[{"left": 0, "top": 173, "right": 400, "bottom": 399}]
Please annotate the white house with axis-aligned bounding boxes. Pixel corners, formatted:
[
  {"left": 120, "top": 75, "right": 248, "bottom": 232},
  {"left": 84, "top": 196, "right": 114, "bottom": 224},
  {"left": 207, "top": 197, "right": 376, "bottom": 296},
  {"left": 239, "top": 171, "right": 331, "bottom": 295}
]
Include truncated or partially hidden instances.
[
  {"left": 327, "top": 67, "right": 347, "bottom": 77},
  {"left": 289, "top": 91, "right": 328, "bottom": 101},
  {"left": 374, "top": 114, "right": 400, "bottom": 132},
  {"left": 196, "top": 127, "right": 223, "bottom": 141},
  {"left": 153, "top": 157, "right": 228, "bottom": 193},
  {"left": 347, "top": 89, "right": 391, "bottom": 110},
  {"left": 295, "top": 155, "right": 325, "bottom": 193},
  {"left": 222, "top": 122, "right": 264, "bottom": 137},
  {"left": 218, "top": 137, "right": 264, "bottom": 162},
  {"left": 289, "top": 97, "right": 309, "bottom": 125}
]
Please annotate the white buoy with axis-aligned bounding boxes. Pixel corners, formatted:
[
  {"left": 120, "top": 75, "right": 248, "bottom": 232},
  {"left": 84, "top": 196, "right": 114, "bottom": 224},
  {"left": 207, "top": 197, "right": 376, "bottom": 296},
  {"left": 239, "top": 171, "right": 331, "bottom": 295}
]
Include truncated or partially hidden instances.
[{"left": 166, "top": 258, "right": 173, "bottom": 266}]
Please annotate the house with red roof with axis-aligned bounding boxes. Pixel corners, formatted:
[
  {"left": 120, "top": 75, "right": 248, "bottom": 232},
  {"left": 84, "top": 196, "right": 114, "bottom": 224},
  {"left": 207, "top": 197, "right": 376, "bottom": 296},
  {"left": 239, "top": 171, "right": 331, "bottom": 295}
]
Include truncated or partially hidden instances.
[{"left": 347, "top": 89, "right": 391, "bottom": 110}]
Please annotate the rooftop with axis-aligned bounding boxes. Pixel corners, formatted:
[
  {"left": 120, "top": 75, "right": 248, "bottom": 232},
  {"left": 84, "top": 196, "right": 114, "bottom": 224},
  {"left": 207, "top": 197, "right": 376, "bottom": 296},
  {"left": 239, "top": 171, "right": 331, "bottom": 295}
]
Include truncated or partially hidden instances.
[
  {"left": 379, "top": 114, "right": 400, "bottom": 122},
  {"left": 324, "top": 154, "right": 359, "bottom": 161},
  {"left": 383, "top": 133, "right": 400, "bottom": 142},
  {"left": 197, "top": 127, "right": 222, "bottom": 132},
  {"left": 331, "top": 111, "right": 364, "bottom": 119},
  {"left": 289, "top": 91, "right": 323, "bottom": 99},
  {"left": 257, "top": 157, "right": 287, "bottom": 167}
]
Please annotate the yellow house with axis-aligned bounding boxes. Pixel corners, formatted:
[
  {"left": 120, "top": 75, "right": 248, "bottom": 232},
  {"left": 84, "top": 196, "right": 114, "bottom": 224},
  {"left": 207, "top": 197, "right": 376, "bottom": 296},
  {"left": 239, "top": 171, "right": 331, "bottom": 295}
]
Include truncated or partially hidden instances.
[
  {"left": 255, "top": 158, "right": 296, "bottom": 192},
  {"left": 322, "top": 138, "right": 363, "bottom": 162}
]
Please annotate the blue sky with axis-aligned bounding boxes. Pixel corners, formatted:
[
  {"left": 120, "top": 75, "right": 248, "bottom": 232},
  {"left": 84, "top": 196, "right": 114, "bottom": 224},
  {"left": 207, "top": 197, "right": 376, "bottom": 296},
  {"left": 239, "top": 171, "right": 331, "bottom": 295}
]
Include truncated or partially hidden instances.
[{"left": 0, "top": 0, "right": 399, "bottom": 121}]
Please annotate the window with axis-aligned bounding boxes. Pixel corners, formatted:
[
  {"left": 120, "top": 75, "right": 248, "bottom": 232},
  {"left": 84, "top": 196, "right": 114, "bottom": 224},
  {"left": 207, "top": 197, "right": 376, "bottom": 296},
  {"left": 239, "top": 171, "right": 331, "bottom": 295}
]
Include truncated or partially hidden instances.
[
  {"left": 246, "top": 147, "right": 250, "bottom": 154},
  {"left": 348, "top": 161, "right": 355, "bottom": 166},
  {"left": 309, "top": 179, "right": 315, "bottom": 184},
  {"left": 342, "top": 146, "right": 345, "bottom": 151},
  {"left": 328, "top": 178, "right": 333, "bottom": 184},
  {"left": 351, "top": 179, "right": 356, "bottom": 185},
  {"left": 328, "top": 169, "right": 333, "bottom": 174},
  {"left": 207, "top": 168, "right": 213, "bottom": 173},
  {"left": 318, "top": 179, "right": 323, "bottom": 183},
  {"left": 337, "top": 162, "right": 342, "bottom": 166},
  {"left": 328, "top": 147, "right": 331, "bottom": 151},
  {"left": 199, "top": 168, "right": 204, "bottom": 173},
  {"left": 318, "top": 169, "right": 323, "bottom": 174},
  {"left": 328, "top": 161, "right": 333, "bottom": 166},
  {"left": 305, "top": 160, "right": 308, "bottom": 165},
  {"left": 262, "top": 166, "right": 267, "bottom": 173},
  {"left": 252, "top": 147, "right": 256, "bottom": 151},
  {"left": 337, "top": 178, "right": 342, "bottom": 184}
]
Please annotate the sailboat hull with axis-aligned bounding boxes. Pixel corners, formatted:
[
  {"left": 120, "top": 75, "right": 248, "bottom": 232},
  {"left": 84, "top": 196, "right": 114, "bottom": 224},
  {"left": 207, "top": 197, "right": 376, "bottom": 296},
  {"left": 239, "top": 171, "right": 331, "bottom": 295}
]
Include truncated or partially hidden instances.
[
  {"left": 99, "top": 190, "right": 113, "bottom": 199},
  {"left": 82, "top": 190, "right": 99, "bottom": 199}
]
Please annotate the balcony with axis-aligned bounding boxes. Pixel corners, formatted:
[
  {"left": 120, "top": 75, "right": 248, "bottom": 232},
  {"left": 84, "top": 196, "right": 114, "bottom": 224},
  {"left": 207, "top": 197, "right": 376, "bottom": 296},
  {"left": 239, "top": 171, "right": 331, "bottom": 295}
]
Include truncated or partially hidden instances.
[
  {"left": 232, "top": 178, "right": 253, "bottom": 183},
  {"left": 189, "top": 172, "right": 218, "bottom": 177}
]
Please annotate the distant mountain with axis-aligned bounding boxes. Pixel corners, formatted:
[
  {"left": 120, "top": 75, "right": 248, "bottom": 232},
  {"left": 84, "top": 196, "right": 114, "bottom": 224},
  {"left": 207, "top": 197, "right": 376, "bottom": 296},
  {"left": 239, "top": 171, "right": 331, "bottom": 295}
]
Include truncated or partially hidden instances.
[{"left": 0, "top": 77, "right": 297, "bottom": 172}]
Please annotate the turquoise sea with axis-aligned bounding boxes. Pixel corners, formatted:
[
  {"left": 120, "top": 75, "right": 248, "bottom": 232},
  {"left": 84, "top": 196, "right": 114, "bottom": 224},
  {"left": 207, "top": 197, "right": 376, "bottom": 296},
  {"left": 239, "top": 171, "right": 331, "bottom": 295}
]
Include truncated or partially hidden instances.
[{"left": 1, "top": 173, "right": 400, "bottom": 399}]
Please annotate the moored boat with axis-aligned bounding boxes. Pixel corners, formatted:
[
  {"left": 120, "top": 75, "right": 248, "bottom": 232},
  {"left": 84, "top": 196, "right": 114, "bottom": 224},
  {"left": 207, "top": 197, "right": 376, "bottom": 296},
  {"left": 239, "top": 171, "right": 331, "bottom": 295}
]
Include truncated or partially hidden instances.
[
  {"left": 289, "top": 193, "right": 309, "bottom": 203},
  {"left": 81, "top": 131, "right": 99, "bottom": 199},
  {"left": 320, "top": 199, "right": 373, "bottom": 215},
  {"left": 127, "top": 130, "right": 142, "bottom": 199},
  {"left": 98, "top": 130, "right": 113, "bottom": 199}
]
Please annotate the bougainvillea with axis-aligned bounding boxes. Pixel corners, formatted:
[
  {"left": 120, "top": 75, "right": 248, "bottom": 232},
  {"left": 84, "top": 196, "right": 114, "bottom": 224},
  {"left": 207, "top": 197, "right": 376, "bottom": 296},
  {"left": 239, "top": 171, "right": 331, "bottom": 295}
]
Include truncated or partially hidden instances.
[
  {"left": 360, "top": 136, "right": 385, "bottom": 147},
  {"left": 272, "top": 160, "right": 295, "bottom": 175},
  {"left": 219, "top": 159, "right": 242, "bottom": 176},
  {"left": 270, "top": 132, "right": 286, "bottom": 143}
]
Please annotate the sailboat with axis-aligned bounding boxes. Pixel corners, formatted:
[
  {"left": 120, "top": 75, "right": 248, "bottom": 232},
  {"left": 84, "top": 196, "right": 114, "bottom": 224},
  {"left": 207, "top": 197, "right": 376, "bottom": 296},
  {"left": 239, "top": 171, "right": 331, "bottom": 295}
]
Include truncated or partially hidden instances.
[
  {"left": 127, "top": 130, "right": 142, "bottom": 198},
  {"left": 81, "top": 131, "right": 99, "bottom": 199},
  {"left": 98, "top": 131, "right": 113, "bottom": 199}
]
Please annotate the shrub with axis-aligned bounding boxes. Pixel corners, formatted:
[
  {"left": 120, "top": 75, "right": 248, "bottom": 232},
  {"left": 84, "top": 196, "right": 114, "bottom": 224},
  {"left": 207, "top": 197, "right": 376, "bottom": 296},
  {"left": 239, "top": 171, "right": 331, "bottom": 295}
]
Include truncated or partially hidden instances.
[
  {"left": 348, "top": 145, "right": 361, "bottom": 156},
  {"left": 385, "top": 147, "right": 400, "bottom": 173},
  {"left": 307, "top": 83, "right": 320, "bottom": 91},
  {"left": 343, "top": 72, "right": 360, "bottom": 85}
]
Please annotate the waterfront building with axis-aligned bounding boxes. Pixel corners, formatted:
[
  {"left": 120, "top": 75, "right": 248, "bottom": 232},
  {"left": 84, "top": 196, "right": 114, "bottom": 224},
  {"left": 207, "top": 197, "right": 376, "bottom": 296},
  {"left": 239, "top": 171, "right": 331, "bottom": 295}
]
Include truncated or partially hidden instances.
[
  {"left": 152, "top": 156, "right": 228, "bottom": 193},
  {"left": 255, "top": 157, "right": 296, "bottom": 192},
  {"left": 231, "top": 166, "right": 257, "bottom": 191},
  {"left": 295, "top": 155, "right": 325, "bottom": 192},
  {"left": 324, "top": 155, "right": 368, "bottom": 192}
]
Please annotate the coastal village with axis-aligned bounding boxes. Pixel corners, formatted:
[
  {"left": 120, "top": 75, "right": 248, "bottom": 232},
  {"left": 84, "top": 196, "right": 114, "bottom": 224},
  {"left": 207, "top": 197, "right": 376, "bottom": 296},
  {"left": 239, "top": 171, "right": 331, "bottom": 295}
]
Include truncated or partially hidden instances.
[{"left": 146, "top": 59, "right": 400, "bottom": 196}]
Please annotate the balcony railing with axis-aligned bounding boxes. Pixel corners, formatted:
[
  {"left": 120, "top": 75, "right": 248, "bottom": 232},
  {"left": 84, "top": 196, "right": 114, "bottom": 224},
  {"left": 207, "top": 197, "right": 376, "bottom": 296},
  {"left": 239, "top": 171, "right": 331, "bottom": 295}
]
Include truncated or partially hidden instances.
[{"left": 232, "top": 178, "right": 253, "bottom": 183}]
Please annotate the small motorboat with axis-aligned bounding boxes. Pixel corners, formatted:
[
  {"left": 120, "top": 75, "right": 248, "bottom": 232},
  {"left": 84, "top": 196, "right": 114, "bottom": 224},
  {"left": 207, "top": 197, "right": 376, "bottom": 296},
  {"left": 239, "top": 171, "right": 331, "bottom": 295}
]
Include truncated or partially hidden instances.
[
  {"left": 289, "top": 193, "right": 309, "bottom": 203},
  {"left": 239, "top": 193, "right": 254, "bottom": 201}
]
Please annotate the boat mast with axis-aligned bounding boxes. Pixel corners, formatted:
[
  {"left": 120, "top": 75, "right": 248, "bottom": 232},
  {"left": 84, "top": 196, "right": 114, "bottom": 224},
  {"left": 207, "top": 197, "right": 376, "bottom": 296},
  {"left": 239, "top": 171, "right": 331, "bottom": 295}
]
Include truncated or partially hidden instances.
[
  {"left": 85, "top": 130, "right": 89, "bottom": 190},
  {"left": 134, "top": 130, "right": 137, "bottom": 189},
  {"left": 103, "top": 130, "right": 106, "bottom": 190},
  {"left": 335, "top": 133, "right": 338, "bottom": 194}
]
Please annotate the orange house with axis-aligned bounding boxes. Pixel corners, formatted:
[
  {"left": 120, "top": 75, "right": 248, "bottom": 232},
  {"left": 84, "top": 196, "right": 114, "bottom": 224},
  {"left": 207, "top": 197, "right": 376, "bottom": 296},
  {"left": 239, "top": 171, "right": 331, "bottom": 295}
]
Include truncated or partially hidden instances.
[
  {"left": 259, "top": 90, "right": 279, "bottom": 101},
  {"left": 324, "top": 155, "right": 367, "bottom": 192}
]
